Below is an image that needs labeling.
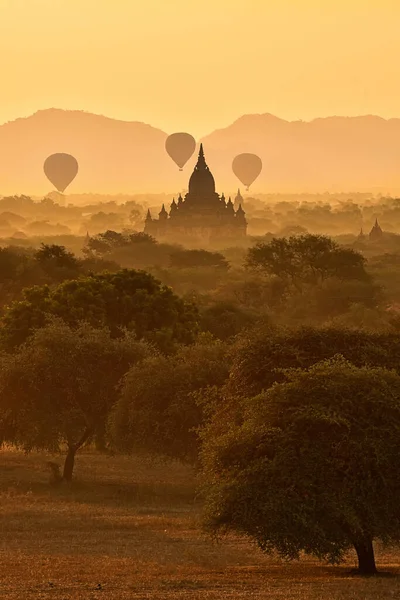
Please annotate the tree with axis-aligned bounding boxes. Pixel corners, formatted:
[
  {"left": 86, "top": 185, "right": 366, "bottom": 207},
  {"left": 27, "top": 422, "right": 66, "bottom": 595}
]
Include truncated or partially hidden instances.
[
  {"left": 84, "top": 234, "right": 115, "bottom": 257},
  {"left": 246, "top": 235, "right": 368, "bottom": 288},
  {"left": 0, "top": 269, "right": 199, "bottom": 351},
  {"left": 35, "top": 243, "right": 81, "bottom": 281},
  {"left": 170, "top": 249, "right": 229, "bottom": 270},
  {"left": 201, "top": 356, "right": 400, "bottom": 574},
  {"left": 84, "top": 230, "right": 174, "bottom": 270},
  {"left": 127, "top": 232, "right": 155, "bottom": 244},
  {"left": 0, "top": 245, "right": 120, "bottom": 309},
  {"left": 110, "top": 336, "right": 230, "bottom": 462},
  {"left": 200, "top": 301, "right": 257, "bottom": 340},
  {"left": 84, "top": 230, "right": 128, "bottom": 257},
  {"left": 35, "top": 244, "right": 79, "bottom": 269},
  {"left": 129, "top": 208, "right": 144, "bottom": 229},
  {"left": 85, "top": 231, "right": 157, "bottom": 258},
  {"left": 0, "top": 247, "right": 26, "bottom": 281},
  {"left": 0, "top": 320, "right": 152, "bottom": 481},
  {"left": 227, "top": 325, "right": 400, "bottom": 399}
]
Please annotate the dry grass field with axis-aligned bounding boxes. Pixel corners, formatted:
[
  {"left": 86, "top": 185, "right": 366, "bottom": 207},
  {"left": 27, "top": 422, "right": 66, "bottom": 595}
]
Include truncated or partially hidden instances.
[{"left": 1, "top": 449, "right": 400, "bottom": 599}]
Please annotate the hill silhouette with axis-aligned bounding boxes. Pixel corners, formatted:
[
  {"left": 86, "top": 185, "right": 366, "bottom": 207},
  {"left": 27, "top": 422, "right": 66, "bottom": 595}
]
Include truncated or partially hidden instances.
[
  {"left": 1, "top": 109, "right": 400, "bottom": 195},
  {"left": 202, "top": 114, "right": 400, "bottom": 194},
  {"left": 0, "top": 110, "right": 173, "bottom": 195}
]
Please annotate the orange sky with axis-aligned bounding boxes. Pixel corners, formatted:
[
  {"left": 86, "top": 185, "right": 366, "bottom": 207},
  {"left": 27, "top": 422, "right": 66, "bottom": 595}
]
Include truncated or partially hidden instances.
[{"left": 0, "top": 0, "right": 399, "bottom": 137}]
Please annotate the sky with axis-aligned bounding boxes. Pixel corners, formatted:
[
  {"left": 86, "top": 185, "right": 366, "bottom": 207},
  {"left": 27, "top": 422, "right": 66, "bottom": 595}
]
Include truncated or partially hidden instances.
[{"left": 0, "top": 0, "right": 399, "bottom": 138}]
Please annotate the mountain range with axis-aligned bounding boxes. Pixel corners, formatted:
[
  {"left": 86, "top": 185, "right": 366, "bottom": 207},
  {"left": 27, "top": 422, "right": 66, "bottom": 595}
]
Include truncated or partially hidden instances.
[{"left": 1, "top": 109, "right": 400, "bottom": 196}]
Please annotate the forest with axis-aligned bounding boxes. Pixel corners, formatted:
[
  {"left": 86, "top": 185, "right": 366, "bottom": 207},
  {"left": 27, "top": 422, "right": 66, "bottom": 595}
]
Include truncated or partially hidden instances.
[{"left": 2, "top": 193, "right": 400, "bottom": 598}]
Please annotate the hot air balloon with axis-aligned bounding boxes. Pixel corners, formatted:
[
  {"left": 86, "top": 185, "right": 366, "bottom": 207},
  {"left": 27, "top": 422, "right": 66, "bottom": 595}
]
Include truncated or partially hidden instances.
[
  {"left": 43, "top": 153, "right": 79, "bottom": 193},
  {"left": 232, "top": 153, "right": 262, "bottom": 191},
  {"left": 165, "top": 133, "right": 196, "bottom": 171}
]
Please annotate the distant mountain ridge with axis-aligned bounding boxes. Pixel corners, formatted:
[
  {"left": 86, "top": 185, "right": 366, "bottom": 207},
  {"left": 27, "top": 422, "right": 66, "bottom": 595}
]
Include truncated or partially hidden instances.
[{"left": 1, "top": 109, "right": 400, "bottom": 195}]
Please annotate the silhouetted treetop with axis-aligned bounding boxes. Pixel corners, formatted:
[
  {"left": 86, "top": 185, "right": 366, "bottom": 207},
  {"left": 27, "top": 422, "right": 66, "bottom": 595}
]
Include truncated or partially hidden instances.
[
  {"left": 0, "top": 269, "right": 199, "bottom": 351},
  {"left": 246, "top": 234, "right": 368, "bottom": 287},
  {"left": 169, "top": 249, "right": 229, "bottom": 270}
]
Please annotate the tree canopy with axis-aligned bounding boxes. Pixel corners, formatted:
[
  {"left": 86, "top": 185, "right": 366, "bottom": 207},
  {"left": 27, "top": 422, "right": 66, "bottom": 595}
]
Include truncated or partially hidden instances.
[
  {"left": 201, "top": 356, "right": 400, "bottom": 574},
  {"left": 0, "top": 244, "right": 118, "bottom": 309},
  {"left": 227, "top": 325, "right": 400, "bottom": 399},
  {"left": 246, "top": 235, "right": 368, "bottom": 288},
  {"left": 0, "top": 268, "right": 199, "bottom": 351},
  {"left": 200, "top": 301, "right": 258, "bottom": 341},
  {"left": 110, "top": 336, "right": 230, "bottom": 462},
  {"left": 169, "top": 249, "right": 229, "bottom": 270},
  {"left": 34, "top": 243, "right": 81, "bottom": 282},
  {"left": 0, "top": 320, "right": 152, "bottom": 480},
  {"left": 84, "top": 230, "right": 156, "bottom": 257}
]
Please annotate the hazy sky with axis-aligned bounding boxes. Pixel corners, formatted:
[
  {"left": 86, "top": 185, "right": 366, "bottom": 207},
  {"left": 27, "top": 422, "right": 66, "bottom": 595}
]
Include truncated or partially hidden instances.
[{"left": 0, "top": 0, "right": 399, "bottom": 137}]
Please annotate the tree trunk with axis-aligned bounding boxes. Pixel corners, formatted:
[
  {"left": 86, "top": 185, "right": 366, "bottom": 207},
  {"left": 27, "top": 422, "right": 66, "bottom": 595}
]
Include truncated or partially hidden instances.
[
  {"left": 63, "top": 427, "right": 93, "bottom": 482},
  {"left": 63, "top": 446, "right": 77, "bottom": 482},
  {"left": 353, "top": 536, "right": 377, "bottom": 575}
]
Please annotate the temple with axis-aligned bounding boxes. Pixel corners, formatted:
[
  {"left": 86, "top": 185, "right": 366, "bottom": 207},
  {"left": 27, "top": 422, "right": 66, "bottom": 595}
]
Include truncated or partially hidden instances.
[
  {"left": 369, "top": 218, "right": 383, "bottom": 241},
  {"left": 357, "top": 218, "right": 384, "bottom": 242},
  {"left": 144, "top": 145, "right": 247, "bottom": 245}
]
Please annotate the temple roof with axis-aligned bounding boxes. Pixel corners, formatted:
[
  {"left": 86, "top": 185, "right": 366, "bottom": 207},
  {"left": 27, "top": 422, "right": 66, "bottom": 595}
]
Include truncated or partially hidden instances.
[
  {"left": 369, "top": 217, "right": 383, "bottom": 239},
  {"left": 188, "top": 144, "right": 216, "bottom": 196}
]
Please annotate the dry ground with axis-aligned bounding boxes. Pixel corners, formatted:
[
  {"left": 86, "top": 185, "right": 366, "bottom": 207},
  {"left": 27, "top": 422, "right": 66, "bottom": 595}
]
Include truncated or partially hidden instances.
[{"left": 0, "top": 450, "right": 399, "bottom": 599}]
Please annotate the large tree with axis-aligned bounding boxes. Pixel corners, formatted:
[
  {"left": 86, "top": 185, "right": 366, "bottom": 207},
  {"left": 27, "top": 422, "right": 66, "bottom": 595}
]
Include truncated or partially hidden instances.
[
  {"left": 0, "top": 244, "right": 117, "bottom": 309},
  {"left": 0, "top": 268, "right": 199, "bottom": 351},
  {"left": 110, "top": 337, "right": 230, "bottom": 462},
  {"left": 0, "top": 320, "right": 152, "bottom": 481},
  {"left": 246, "top": 234, "right": 368, "bottom": 288},
  {"left": 201, "top": 356, "right": 400, "bottom": 574},
  {"left": 84, "top": 231, "right": 175, "bottom": 270},
  {"left": 34, "top": 243, "right": 82, "bottom": 282},
  {"left": 228, "top": 325, "right": 400, "bottom": 399}
]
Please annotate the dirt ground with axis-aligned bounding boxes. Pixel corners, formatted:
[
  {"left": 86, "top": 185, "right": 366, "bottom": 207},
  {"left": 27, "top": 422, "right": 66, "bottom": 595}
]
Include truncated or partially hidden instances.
[{"left": 1, "top": 449, "right": 399, "bottom": 599}]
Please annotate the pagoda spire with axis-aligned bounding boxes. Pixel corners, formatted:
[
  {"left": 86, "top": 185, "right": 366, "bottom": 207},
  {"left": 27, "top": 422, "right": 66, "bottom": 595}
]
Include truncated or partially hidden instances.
[
  {"left": 369, "top": 216, "right": 383, "bottom": 240},
  {"left": 170, "top": 198, "right": 178, "bottom": 216},
  {"left": 236, "top": 203, "right": 246, "bottom": 219},
  {"left": 188, "top": 143, "right": 215, "bottom": 195},
  {"left": 195, "top": 143, "right": 207, "bottom": 169},
  {"left": 226, "top": 197, "right": 235, "bottom": 215},
  {"left": 159, "top": 204, "right": 168, "bottom": 220}
]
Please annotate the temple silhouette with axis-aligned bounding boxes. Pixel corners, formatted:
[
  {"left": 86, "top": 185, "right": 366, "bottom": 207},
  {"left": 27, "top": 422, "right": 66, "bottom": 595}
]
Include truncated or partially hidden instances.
[
  {"left": 144, "top": 145, "right": 247, "bottom": 245},
  {"left": 358, "top": 218, "right": 384, "bottom": 242}
]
